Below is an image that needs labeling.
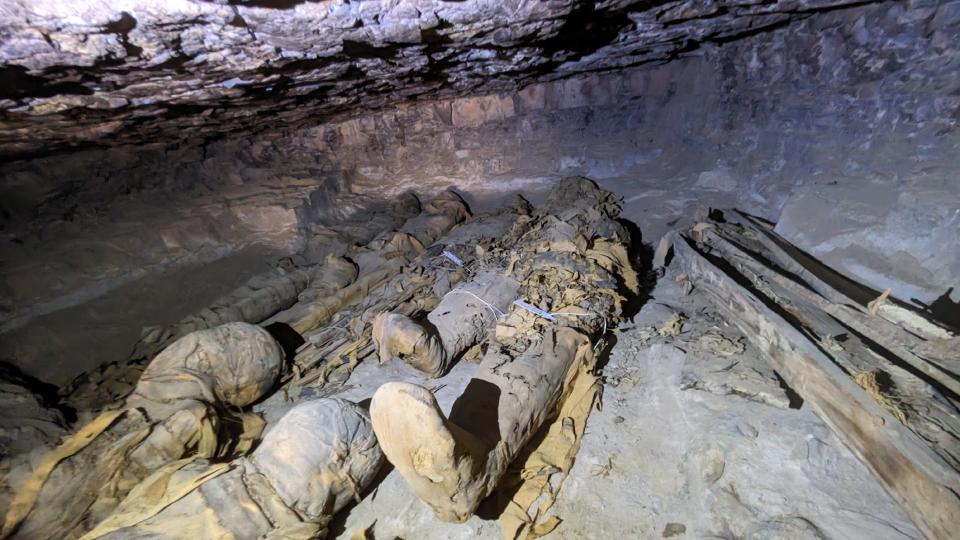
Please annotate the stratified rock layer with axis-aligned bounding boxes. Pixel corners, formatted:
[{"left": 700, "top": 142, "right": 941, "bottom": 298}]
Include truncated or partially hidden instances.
[{"left": 1, "top": 0, "right": 873, "bottom": 158}]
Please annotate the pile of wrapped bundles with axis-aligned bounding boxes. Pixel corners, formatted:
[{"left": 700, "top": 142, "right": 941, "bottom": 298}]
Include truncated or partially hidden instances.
[{"left": 1, "top": 178, "right": 639, "bottom": 540}]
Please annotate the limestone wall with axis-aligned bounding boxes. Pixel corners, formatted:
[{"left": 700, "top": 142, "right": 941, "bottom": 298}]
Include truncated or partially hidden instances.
[{"left": 1, "top": 0, "right": 957, "bottom": 381}]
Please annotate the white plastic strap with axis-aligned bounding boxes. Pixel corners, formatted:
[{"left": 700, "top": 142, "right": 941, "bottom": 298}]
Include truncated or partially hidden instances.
[
  {"left": 512, "top": 300, "right": 556, "bottom": 321},
  {"left": 442, "top": 292, "right": 608, "bottom": 348},
  {"left": 441, "top": 250, "right": 465, "bottom": 267}
]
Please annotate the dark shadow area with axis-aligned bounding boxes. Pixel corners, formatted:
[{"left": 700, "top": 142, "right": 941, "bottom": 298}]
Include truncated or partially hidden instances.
[
  {"left": 223, "top": 0, "right": 322, "bottom": 9},
  {"left": 871, "top": 369, "right": 897, "bottom": 394},
  {"left": 215, "top": 409, "right": 262, "bottom": 457},
  {"left": 533, "top": 2, "right": 634, "bottom": 73},
  {"left": 616, "top": 216, "right": 656, "bottom": 319},
  {"left": 102, "top": 12, "right": 143, "bottom": 58},
  {"left": 0, "top": 65, "right": 94, "bottom": 100},
  {"left": 594, "top": 326, "right": 620, "bottom": 371},
  {"left": 707, "top": 208, "right": 727, "bottom": 222},
  {"left": 357, "top": 397, "right": 372, "bottom": 411},
  {"left": 773, "top": 371, "right": 805, "bottom": 409},
  {"left": 448, "top": 379, "right": 503, "bottom": 451},
  {"left": 264, "top": 321, "right": 306, "bottom": 364},
  {"left": 912, "top": 287, "right": 960, "bottom": 331},
  {"left": 327, "top": 459, "right": 396, "bottom": 538},
  {"left": 0, "top": 360, "right": 76, "bottom": 423}
]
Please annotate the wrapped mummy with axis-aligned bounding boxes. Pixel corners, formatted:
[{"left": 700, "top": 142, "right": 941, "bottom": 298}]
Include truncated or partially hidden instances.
[
  {"left": 373, "top": 272, "right": 518, "bottom": 377},
  {"left": 3, "top": 323, "right": 284, "bottom": 539},
  {"left": 372, "top": 181, "right": 628, "bottom": 379},
  {"left": 369, "top": 191, "right": 534, "bottom": 379},
  {"left": 267, "top": 190, "right": 470, "bottom": 335},
  {"left": 370, "top": 178, "right": 636, "bottom": 522},
  {"left": 128, "top": 192, "right": 421, "bottom": 365},
  {"left": 81, "top": 399, "right": 383, "bottom": 540}
]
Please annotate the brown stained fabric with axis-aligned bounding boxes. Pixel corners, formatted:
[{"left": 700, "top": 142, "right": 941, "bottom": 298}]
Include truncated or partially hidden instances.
[
  {"left": 287, "top": 258, "right": 405, "bottom": 335},
  {"left": 498, "top": 348, "right": 601, "bottom": 540},
  {"left": 279, "top": 192, "right": 469, "bottom": 336},
  {"left": 6, "top": 404, "right": 223, "bottom": 539},
  {"left": 1, "top": 409, "right": 129, "bottom": 537},
  {"left": 370, "top": 329, "right": 600, "bottom": 524},
  {"left": 9, "top": 182, "right": 635, "bottom": 538},
  {"left": 132, "top": 323, "right": 283, "bottom": 409},
  {"left": 3, "top": 409, "right": 154, "bottom": 539},
  {"left": 403, "top": 190, "right": 471, "bottom": 243},
  {"left": 292, "top": 200, "right": 533, "bottom": 388},
  {"left": 304, "top": 256, "right": 361, "bottom": 303},
  {"left": 82, "top": 399, "right": 382, "bottom": 540},
  {"left": 265, "top": 256, "right": 359, "bottom": 329},
  {"left": 4, "top": 323, "right": 284, "bottom": 539},
  {"left": 250, "top": 399, "right": 383, "bottom": 521},
  {"left": 373, "top": 312, "right": 446, "bottom": 375},
  {"left": 588, "top": 240, "right": 640, "bottom": 296},
  {"left": 369, "top": 191, "right": 595, "bottom": 380},
  {"left": 79, "top": 460, "right": 237, "bottom": 540}
]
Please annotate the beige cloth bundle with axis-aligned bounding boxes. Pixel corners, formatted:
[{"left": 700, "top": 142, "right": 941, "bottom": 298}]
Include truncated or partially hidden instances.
[
  {"left": 3, "top": 323, "right": 283, "bottom": 539},
  {"left": 82, "top": 399, "right": 382, "bottom": 540}
]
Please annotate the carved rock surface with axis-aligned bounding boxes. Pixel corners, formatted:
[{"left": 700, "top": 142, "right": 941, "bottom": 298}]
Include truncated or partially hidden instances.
[
  {"left": 775, "top": 182, "right": 960, "bottom": 309},
  {"left": 1, "top": 0, "right": 873, "bottom": 158}
]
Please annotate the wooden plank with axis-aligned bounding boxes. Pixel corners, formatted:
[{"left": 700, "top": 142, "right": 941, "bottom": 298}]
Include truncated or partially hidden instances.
[
  {"left": 700, "top": 227, "right": 960, "bottom": 471},
  {"left": 703, "top": 226, "right": 960, "bottom": 398},
  {"left": 674, "top": 235, "right": 960, "bottom": 540},
  {"left": 731, "top": 211, "right": 955, "bottom": 340},
  {"left": 717, "top": 215, "right": 960, "bottom": 381}
]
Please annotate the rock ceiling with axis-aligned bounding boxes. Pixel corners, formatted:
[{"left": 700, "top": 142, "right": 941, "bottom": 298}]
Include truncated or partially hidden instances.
[{"left": 0, "top": 0, "right": 872, "bottom": 160}]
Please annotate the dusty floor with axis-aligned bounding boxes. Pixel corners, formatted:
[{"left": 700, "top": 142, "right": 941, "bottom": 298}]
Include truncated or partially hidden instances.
[{"left": 253, "top": 245, "right": 919, "bottom": 539}]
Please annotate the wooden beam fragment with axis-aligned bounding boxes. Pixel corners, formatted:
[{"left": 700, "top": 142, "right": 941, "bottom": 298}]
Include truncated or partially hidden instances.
[
  {"left": 732, "top": 211, "right": 955, "bottom": 340},
  {"left": 674, "top": 235, "right": 960, "bottom": 540},
  {"left": 703, "top": 225, "right": 960, "bottom": 399}
]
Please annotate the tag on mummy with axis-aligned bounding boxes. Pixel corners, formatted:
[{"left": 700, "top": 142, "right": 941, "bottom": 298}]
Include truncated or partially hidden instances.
[
  {"left": 512, "top": 300, "right": 556, "bottom": 321},
  {"left": 441, "top": 250, "right": 465, "bottom": 267}
]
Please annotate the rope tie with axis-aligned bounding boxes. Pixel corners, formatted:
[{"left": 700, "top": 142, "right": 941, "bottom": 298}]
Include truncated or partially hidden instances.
[{"left": 444, "top": 290, "right": 506, "bottom": 318}]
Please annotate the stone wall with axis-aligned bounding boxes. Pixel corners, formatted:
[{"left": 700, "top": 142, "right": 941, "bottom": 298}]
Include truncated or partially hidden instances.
[
  {"left": 0, "top": 0, "right": 873, "bottom": 158},
  {"left": 301, "top": 0, "right": 959, "bottom": 306},
  {"left": 1, "top": 0, "right": 957, "bottom": 381}
]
